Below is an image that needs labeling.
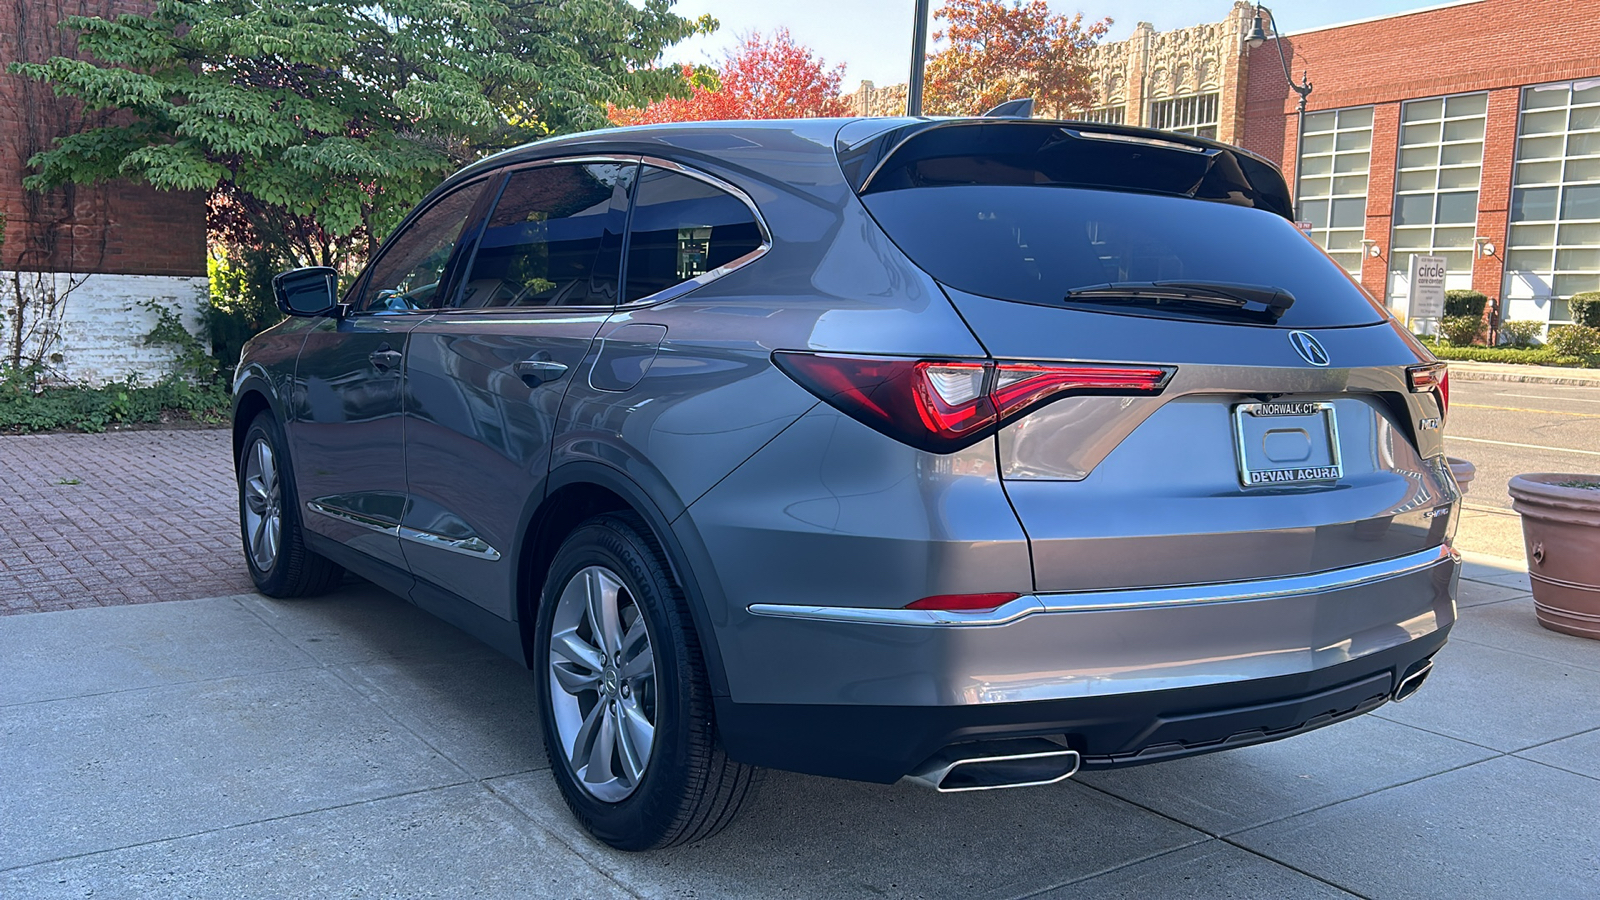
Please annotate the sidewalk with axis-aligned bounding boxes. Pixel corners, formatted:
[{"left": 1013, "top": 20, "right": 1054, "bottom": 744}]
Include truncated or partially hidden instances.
[
  {"left": 3, "top": 555, "right": 1598, "bottom": 899},
  {"left": 1444, "top": 360, "right": 1600, "bottom": 385}
]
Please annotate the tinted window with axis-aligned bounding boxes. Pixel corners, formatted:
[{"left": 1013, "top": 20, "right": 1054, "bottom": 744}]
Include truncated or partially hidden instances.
[
  {"left": 862, "top": 185, "right": 1387, "bottom": 328},
  {"left": 358, "top": 181, "right": 485, "bottom": 312},
  {"left": 623, "top": 167, "right": 763, "bottom": 303},
  {"left": 457, "top": 162, "right": 635, "bottom": 308}
]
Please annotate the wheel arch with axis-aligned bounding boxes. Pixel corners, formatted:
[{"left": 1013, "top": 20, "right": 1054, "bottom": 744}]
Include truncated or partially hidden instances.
[
  {"left": 231, "top": 377, "right": 281, "bottom": 472},
  {"left": 518, "top": 461, "right": 730, "bottom": 697}
]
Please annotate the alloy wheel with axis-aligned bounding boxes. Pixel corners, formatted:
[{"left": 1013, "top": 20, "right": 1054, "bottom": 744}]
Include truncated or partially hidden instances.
[
  {"left": 242, "top": 437, "right": 282, "bottom": 572},
  {"left": 547, "top": 565, "right": 658, "bottom": 802}
]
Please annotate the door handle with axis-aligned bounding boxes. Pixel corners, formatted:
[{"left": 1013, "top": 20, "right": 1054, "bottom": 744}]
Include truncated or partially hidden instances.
[
  {"left": 514, "top": 357, "right": 569, "bottom": 386},
  {"left": 368, "top": 347, "right": 403, "bottom": 371}
]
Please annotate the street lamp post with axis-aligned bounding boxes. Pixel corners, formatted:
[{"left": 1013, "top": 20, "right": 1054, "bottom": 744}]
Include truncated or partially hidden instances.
[
  {"left": 908, "top": 0, "right": 931, "bottom": 116},
  {"left": 1245, "top": 4, "right": 1313, "bottom": 218}
]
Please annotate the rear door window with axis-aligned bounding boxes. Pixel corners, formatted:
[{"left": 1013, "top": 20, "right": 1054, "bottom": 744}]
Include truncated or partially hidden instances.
[
  {"left": 623, "top": 166, "right": 765, "bottom": 303},
  {"left": 456, "top": 162, "right": 635, "bottom": 309}
]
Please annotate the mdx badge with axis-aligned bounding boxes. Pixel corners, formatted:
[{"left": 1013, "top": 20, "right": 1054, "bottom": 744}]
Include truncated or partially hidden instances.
[{"left": 1289, "top": 331, "right": 1330, "bottom": 367}]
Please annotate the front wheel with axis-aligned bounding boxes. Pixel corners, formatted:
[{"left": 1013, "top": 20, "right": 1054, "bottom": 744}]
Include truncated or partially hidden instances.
[
  {"left": 534, "top": 512, "right": 757, "bottom": 850},
  {"left": 237, "top": 412, "right": 343, "bottom": 597}
]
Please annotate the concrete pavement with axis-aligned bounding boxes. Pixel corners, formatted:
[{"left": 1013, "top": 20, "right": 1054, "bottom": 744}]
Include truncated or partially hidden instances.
[
  {"left": 3, "top": 556, "right": 1597, "bottom": 900},
  {"left": 1442, "top": 379, "right": 1600, "bottom": 560}
]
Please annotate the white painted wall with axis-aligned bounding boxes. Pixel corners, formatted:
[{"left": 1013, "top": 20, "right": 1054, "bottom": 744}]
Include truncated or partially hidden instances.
[{"left": 2, "top": 271, "right": 209, "bottom": 385}]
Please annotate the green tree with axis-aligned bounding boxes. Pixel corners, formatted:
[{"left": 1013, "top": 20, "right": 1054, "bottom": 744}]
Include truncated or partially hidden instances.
[{"left": 11, "top": 0, "right": 712, "bottom": 272}]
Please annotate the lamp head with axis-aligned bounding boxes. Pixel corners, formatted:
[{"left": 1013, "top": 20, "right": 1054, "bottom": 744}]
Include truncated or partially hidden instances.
[{"left": 1246, "top": 8, "right": 1269, "bottom": 48}]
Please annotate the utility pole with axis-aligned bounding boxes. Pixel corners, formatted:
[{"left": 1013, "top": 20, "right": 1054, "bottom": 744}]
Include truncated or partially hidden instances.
[{"left": 907, "top": 0, "right": 931, "bottom": 116}]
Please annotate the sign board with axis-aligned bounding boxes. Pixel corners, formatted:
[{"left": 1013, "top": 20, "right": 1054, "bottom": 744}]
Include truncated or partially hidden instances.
[
  {"left": 1408, "top": 254, "right": 1447, "bottom": 320},
  {"left": 1295, "top": 221, "right": 1314, "bottom": 234}
]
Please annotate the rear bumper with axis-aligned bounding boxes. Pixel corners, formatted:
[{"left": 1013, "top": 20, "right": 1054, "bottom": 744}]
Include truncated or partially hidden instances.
[{"left": 714, "top": 545, "right": 1459, "bottom": 783}]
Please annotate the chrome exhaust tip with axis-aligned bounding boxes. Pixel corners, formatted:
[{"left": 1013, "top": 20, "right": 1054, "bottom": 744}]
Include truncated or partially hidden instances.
[
  {"left": 1393, "top": 660, "right": 1433, "bottom": 702},
  {"left": 905, "top": 738, "right": 1082, "bottom": 793}
]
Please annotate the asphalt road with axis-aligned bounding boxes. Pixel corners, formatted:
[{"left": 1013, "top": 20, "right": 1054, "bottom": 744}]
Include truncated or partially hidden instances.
[{"left": 1443, "top": 379, "right": 1600, "bottom": 559}]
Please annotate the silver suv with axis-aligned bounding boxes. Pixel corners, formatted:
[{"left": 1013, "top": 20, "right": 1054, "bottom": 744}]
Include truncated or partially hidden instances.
[{"left": 234, "top": 117, "right": 1460, "bottom": 850}]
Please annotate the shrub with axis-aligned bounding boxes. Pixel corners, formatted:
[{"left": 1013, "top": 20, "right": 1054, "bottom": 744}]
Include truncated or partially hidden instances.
[
  {"left": 1438, "top": 315, "right": 1483, "bottom": 347},
  {"left": 1444, "top": 289, "right": 1489, "bottom": 319},
  {"left": 1420, "top": 344, "right": 1587, "bottom": 366},
  {"left": 208, "top": 249, "right": 284, "bottom": 376},
  {"left": 1499, "top": 320, "right": 1544, "bottom": 349},
  {"left": 1568, "top": 292, "right": 1600, "bottom": 328},
  {"left": 0, "top": 301, "right": 229, "bottom": 434},
  {"left": 1546, "top": 324, "right": 1600, "bottom": 359}
]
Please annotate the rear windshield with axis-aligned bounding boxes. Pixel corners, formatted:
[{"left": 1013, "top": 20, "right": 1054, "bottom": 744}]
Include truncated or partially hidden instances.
[{"left": 862, "top": 185, "right": 1388, "bottom": 329}]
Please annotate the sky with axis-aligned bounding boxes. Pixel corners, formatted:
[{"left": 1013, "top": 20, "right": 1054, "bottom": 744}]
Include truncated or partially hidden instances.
[{"left": 659, "top": 0, "right": 1475, "bottom": 89}]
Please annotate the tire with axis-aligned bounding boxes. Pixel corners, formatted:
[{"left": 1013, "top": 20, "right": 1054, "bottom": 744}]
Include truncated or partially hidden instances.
[
  {"left": 237, "top": 411, "right": 343, "bottom": 598},
  {"left": 534, "top": 512, "right": 758, "bottom": 850}
]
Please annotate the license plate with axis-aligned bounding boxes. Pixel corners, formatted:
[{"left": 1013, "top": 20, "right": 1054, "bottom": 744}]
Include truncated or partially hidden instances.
[{"left": 1232, "top": 401, "right": 1342, "bottom": 487}]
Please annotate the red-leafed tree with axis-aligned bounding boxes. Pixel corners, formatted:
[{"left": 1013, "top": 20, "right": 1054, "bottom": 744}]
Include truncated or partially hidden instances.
[
  {"left": 925, "top": 0, "right": 1111, "bottom": 117},
  {"left": 612, "top": 29, "right": 849, "bottom": 124}
]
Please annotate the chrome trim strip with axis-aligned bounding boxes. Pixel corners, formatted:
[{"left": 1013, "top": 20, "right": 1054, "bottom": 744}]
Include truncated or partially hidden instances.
[
  {"left": 747, "top": 545, "right": 1458, "bottom": 627},
  {"left": 398, "top": 526, "right": 503, "bottom": 561},
  {"left": 305, "top": 501, "right": 399, "bottom": 536}
]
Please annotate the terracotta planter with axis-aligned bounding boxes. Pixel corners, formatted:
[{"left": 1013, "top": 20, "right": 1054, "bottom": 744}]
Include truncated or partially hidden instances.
[
  {"left": 1447, "top": 457, "right": 1476, "bottom": 495},
  {"left": 1508, "top": 473, "right": 1600, "bottom": 640}
]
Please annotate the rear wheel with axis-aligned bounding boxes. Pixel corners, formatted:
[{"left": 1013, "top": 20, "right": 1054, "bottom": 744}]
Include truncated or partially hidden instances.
[
  {"left": 237, "top": 412, "right": 343, "bottom": 597},
  {"left": 535, "top": 512, "right": 757, "bottom": 850}
]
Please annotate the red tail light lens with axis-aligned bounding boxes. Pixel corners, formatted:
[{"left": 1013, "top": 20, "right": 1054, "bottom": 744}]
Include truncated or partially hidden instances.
[
  {"left": 1407, "top": 363, "right": 1449, "bottom": 421},
  {"left": 906, "top": 592, "right": 1022, "bottom": 611},
  {"left": 773, "top": 352, "right": 1173, "bottom": 453}
]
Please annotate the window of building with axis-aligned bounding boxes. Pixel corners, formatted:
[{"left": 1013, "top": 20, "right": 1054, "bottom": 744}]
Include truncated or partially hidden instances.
[
  {"left": 1389, "top": 93, "right": 1488, "bottom": 304},
  {"left": 457, "top": 162, "right": 635, "bottom": 309},
  {"left": 1505, "top": 78, "right": 1600, "bottom": 323},
  {"left": 1296, "top": 106, "right": 1373, "bottom": 274},
  {"left": 623, "top": 166, "right": 764, "bottom": 303},
  {"left": 1081, "top": 106, "right": 1125, "bottom": 125},
  {"left": 1148, "top": 93, "right": 1218, "bottom": 139}
]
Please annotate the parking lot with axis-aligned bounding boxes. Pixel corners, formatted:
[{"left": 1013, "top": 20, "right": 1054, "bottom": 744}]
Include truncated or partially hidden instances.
[{"left": 2, "top": 388, "right": 1598, "bottom": 898}]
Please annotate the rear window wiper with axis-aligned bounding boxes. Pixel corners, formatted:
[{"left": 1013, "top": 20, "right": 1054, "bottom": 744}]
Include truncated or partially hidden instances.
[{"left": 1064, "top": 281, "right": 1296, "bottom": 321}]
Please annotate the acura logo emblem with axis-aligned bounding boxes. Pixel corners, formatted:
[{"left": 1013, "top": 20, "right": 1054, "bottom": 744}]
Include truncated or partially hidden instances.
[{"left": 1289, "top": 331, "right": 1330, "bottom": 367}]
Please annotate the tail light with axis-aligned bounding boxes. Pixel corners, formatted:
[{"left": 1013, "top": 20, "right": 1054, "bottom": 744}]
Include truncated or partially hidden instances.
[
  {"left": 1407, "top": 363, "right": 1450, "bottom": 421},
  {"left": 773, "top": 352, "right": 1174, "bottom": 453}
]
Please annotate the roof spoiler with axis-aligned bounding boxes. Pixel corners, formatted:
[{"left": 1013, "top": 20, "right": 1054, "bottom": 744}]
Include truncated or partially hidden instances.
[{"left": 983, "top": 98, "right": 1035, "bottom": 118}]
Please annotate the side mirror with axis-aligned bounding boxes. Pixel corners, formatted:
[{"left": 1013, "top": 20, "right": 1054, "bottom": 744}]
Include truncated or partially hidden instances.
[{"left": 272, "top": 266, "right": 342, "bottom": 317}]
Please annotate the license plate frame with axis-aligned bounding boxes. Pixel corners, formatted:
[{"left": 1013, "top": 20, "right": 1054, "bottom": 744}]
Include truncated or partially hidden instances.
[{"left": 1232, "top": 401, "right": 1342, "bottom": 487}]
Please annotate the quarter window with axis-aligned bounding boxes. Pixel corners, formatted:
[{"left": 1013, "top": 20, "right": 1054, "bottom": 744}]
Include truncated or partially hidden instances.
[
  {"left": 623, "top": 167, "right": 764, "bottom": 303},
  {"left": 357, "top": 181, "right": 486, "bottom": 312},
  {"left": 457, "top": 162, "right": 635, "bottom": 309}
]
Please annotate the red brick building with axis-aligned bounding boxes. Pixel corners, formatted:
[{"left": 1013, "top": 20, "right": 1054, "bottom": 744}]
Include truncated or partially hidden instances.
[
  {"left": 1, "top": 0, "right": 207, "bottom": 382},
  {"left": 1241, "top": 0, "right": 1600, "bottom": 328}
]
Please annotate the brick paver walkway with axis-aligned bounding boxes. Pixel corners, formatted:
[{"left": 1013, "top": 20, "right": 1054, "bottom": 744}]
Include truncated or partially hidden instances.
[{"left": 0, "top": 430, "right": 253, "bottom": 614}]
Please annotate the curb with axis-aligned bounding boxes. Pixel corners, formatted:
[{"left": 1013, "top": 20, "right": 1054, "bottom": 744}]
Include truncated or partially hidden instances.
[{"left": 1443, "top": 363, "right": 1600, "bottom": 387}]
